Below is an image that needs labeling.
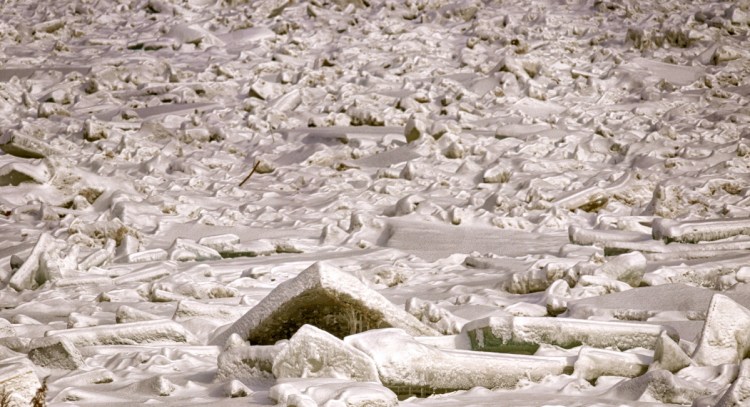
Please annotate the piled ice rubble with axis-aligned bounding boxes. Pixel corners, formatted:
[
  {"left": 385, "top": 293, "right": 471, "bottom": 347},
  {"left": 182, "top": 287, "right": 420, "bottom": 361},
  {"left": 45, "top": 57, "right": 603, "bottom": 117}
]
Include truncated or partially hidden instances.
[{"left": 210, "top": 262, "right": 439, "bottom": 347}]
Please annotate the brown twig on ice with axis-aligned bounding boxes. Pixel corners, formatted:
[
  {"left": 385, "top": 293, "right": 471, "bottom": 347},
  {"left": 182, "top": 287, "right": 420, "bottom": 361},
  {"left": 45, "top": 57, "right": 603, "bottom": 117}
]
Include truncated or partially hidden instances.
[{"left": 239, "top": 161, "right": 261, "bottom": 187}]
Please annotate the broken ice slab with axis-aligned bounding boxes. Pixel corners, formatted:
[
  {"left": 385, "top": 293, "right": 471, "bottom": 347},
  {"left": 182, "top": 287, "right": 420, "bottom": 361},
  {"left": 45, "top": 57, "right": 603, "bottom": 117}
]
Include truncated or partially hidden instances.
[
  {"left": 173, "top": 300, "right": 251, "bottom": 322},
  {"left": 209, "top": 262, "right": 439, "bottom": 347},
  {"left": 272, "top": 324, "right": 380, "bottom": 382},
  {"left": 46, "top": 320, "right": 198, "bottom": 346},
  {"left": 167, "top": 238, "right": 222, "bottom": 261},
  {"left": 568, "top": 225, "right": 651, "bottom": 246},
  {"left": 552, "top": 173, "right": 632, "bottom": 212},
  {"left": 692, "top": 294, "right": 750, "bottom": 366},
  {"left": 216, "top": 335, "right": 285, "bottom": 381},
  {"left": 0, "top": 130, "right": 60, "bottom": 159},
  {"left": 346, "top": 328, "right": 571, "bottom": 396},
  {"left": 642, "top": 253, "right": 750, "bottom": 288},
  {"left": 573, "top": 347, "right": 650, "bottom": 382},
  {"left": 197, "top": 234, "right": 240, "bottom": 252},
  {"left": 8, "top": 233, "right": 63, "bottom": 291},
  {"left": 0, "top": 161, "right": 51, "bottom": 186},
  {"left": 112, "top": 261, "right": 175, "bottom": 284},
  {"left": 28, "top": 336, "right": 85, "bottom": 370},
  {"left": 462, "top": 316, "right": 677, "bottom": 354},
  {"left": 603, "top": 369, "right": 714, "bottom": 405},
  {"left": 653, "top": 217, "right": 750, "bottom": 243},
  {"left": 120, "top": 248, "right": 168, "bottom": 264},
  {"left": 0, "top": 363, "right": 41, "bottom": 402}
]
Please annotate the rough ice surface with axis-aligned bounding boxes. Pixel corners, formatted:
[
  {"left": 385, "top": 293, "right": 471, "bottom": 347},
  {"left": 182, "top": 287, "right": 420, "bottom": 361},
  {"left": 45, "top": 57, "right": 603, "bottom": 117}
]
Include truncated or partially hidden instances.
[{"left": 0, "top": 0, "right": 748, "bottom": 404}]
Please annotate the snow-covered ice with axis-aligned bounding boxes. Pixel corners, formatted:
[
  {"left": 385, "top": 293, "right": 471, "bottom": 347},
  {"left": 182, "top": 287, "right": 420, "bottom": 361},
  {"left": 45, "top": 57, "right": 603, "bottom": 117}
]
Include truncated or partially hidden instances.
[{"left": 0, "top": 0, "right": 748, "bottom": 404}]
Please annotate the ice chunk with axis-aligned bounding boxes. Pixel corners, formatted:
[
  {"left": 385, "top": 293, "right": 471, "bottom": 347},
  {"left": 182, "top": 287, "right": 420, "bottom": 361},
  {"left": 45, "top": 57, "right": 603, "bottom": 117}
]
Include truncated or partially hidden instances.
[
  {"left": 113, "top": 261, "right": 175, "bottom": 284},
  {"left": 0, "top": 363, "right": 42, "bottom": 403},
  {"left": 46, "top": 320, "right": 198, "bottom": 346},
  {"left": 404, "top": 114, "right": 426, "bottom": 143},
  {"left": 573, "top": 347, "right": 650, "bottom": 382},
  {"left": 651, "top": 330, "right": 693, "bottom": 373},
  {"left": 225, "top": 379, "right": 253, "bottom": 398},
  {"left": 594, "top": 252, "right": 647, "bottom": 287},
  {"left": 167, "top": 238, "right": 221, "bottom": 261},
  {"left": 9, "top": 233, "right": 62, "bottom": 291},
  {"left": 216, "top": 336, "right": 285, "bottom": 381},
  {"left": 692, "top": 294, "right": 750, "bottom": 366},
  {"left": 173, "top": 300, "right": 250, "bottom": 322},
  {"left": 653, "top": 217, "right": 750, "bottom": 243},
  {"left": 463, "top": 316, "right": 676, "bottom": 353},
  {"left": 269, "top": 379, "right": 398, "bottom": 407},
  {"left": 716, "top": 359, "right": 750, "bottom": 407},
  {"left": 210, "top": 262, "right": 438, "bottom": 346},
  {"left": 272, "top": 324, "right": 379, "bottom": 382},
  {"left": 197, "top": 234, "right": 240, "bottom": 251},
  {"left": 28, "top": 336, "right": 85, "bottom": 370},
  {"left": 0, "top": 161, "right": 50, "bottom": 186},
  {"left": 122, "top": 248, "right": 168, "bottom": 264},
  {"left": 568, "top": 225, "right": 651, "bottom": 246},
  {"left": 346, "top": 328, "right": 570, "bottom": 396},
  {"left": 115, "top": 305, "right": 162, "bottom": 324},
  {"left": 0, "top": 130, "right": 59, "bottom": 158}
]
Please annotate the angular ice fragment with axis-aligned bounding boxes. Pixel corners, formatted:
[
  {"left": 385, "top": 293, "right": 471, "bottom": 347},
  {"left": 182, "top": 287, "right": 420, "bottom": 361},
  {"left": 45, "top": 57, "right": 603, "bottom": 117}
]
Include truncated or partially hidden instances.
[
  {"left": 651, "top": 330, "right": 693, "bottom": 373},
  {"left": 0, "top": 161, "right": 50, "bottom": 186},
  {"left": 463, "top": 316, "right": 676, "bottom": 353},
  {"left": 594, "top": 252, "right": 647, "bottom": 287},
  {"left": 653, "top": 217, "right": 750, "bottom": 243},
  {"left": 272, "top": 324, "right": 379, "bottom": 382},
  {"left": 173, "top": 300, "right": 250, "bottom": 322},
  {"left": 46, "top": 320, "right": 198, "bottom": 346},
  {"left": 9, "top": 233, "right": 60, "bottom": 291},
  {"left": 0, "top": 363, "right": 42, "bottom": 403},
  {"left": 216, "top": 337, "right": 285, "bottom": 381},
  {"left": 122, "top": 248, "right": 168, "bottom": 264},
  {"left": 28, "top": 336, "right": 85, "bottom": 370},
  {"left": 115, "top": 305, "right": 162, "bottom": 324},
  {"left": 692, "top": 294, "right": 750, "bottom": 366},
  {"left": 346, "top": 328, "right": 570, "bottom": 395},
  {"left": 168, "top": 238, "right": 222, "bottom": 261},
  {"left": 0, "top": 130, "right": 59, "bottom": 158},
  {"left": 197, "top": 234, "right": 240, "bottom": 251},
  {"left": 210, "top": 262, "right": 438, "bottom": 346},
  {"left": 573, "top": 347, "right": 650, "bottom": 382}
]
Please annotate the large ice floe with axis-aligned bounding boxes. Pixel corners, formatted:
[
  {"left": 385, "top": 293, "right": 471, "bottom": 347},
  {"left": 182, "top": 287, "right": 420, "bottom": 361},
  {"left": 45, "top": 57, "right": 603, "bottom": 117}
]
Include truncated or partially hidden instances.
[{"left": 0, "top": 0, "right": 749, "bottom": 405}]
